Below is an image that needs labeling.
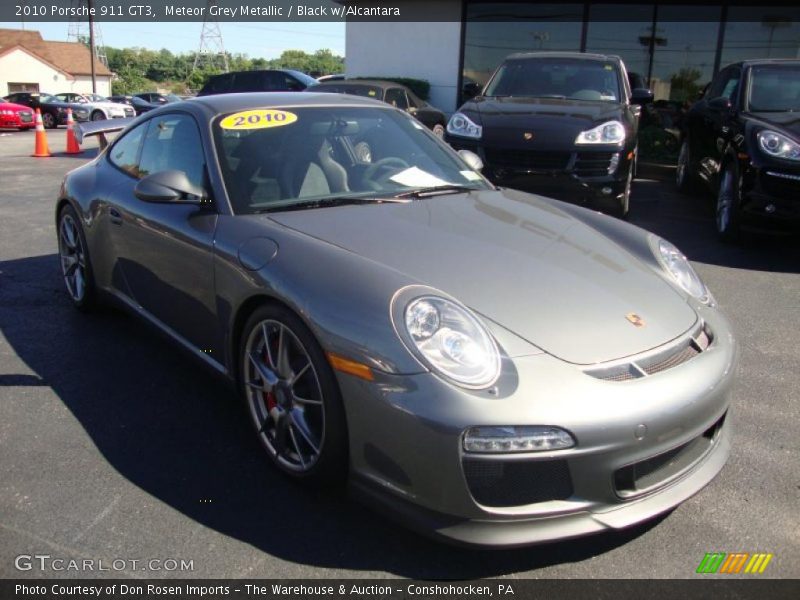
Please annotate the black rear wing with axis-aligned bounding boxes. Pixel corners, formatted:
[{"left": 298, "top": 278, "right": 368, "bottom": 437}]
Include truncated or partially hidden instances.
[{"left": 75, "top": 118, "right": 135, "bottom": 150}]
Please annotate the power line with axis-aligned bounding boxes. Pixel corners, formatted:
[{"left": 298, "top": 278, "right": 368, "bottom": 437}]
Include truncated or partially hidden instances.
[{"left": 194, "top": 0, "right": 229, "bottom": 72}]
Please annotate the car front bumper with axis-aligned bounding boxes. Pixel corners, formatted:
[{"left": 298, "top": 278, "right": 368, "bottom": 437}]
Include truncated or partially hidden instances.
[
  {"left": 447, "top": 137, "right": 634, "bottom": 212},
  {"left": 340, "top": 303, "right": 737, "bottom": 547},
  {"left": 740, "top": 159, "right": 800, "bottom": 231},
  {"left": 0, "top": 114, "right": 34, "bottom": 128}
]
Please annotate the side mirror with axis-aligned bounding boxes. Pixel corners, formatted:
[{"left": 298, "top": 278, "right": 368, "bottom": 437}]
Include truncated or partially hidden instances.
[
  {"left": 630, "top": 88, "right": 654, "bottom": 105},
  {"left": 458, "top": 149, "right": 484, "bottom": 172},
  {"left": 708, "top": 97, "right": 732, "bottom": 112},
  {"left": 463, "top": 82, "right": 481, "bottom": 101},
  {"left": 134, "top": 170, "right": 208, "bottom": 204}
]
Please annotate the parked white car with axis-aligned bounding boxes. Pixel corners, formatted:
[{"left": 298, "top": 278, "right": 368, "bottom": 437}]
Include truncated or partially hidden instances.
[{"left": 54, "top": 93, "right": 135, "bottom": 121}]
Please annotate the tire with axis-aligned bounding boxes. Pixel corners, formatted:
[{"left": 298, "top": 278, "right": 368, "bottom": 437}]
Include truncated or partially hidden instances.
[
  {"left": 42, "top": 111, "right": 56, "bottom": 129},
  {"left": 239, "top": 304, "right": 348, "bottom": 487},
  {"left": 91, "top": 111, "right": 106, "bottom": 121},
  {"left": 57, "top": 204, "right": 97, "bottom": 311},
  {"left": 675, "top": 138, "right": 697, "bottom": 193},
  {"left": 716, "top": 162, "right": 742, "bottom": 243},
  {"left": 432, "top": 123, "right": 445, "bottom": 138}
]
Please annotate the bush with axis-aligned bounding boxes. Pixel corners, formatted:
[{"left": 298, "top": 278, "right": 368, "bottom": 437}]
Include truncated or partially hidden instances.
[{"left": 354, "top": 77, "right": 430, "bottom": 100}]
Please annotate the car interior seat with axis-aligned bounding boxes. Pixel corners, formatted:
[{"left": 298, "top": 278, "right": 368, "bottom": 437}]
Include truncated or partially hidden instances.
[{"left": 280, "top": 131, "right": 349, "bottom": 198}]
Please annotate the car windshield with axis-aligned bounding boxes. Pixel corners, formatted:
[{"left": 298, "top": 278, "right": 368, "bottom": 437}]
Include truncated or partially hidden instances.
[
  {"left": 165, "top": 94, "right": 182, "bottom": 103},
  {"left": 748, "top": 65, "right": 800, "bottom": 112},
  {"left": 485, "top": 57, "right": 622, "bottom": 102},
  {"left": 87, "top": 94, "right": 107, "bottom": 102},
  {"left": 38, "top": 94, "right": 58, "bottom": 103},
  {"left": 213, "top": 106, "right": 490, "bottom": 214},
  {"left": 286, "top": 70, "right": 318, "bottom": 87}
]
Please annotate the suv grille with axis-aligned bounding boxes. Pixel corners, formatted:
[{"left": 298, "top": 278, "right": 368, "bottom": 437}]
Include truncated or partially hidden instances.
[
  {"left": 484, "top": 148, "right": 571, "bottom": 171},
  {"left": 574, "top": 152, "right": 615, "bottom": 177}
]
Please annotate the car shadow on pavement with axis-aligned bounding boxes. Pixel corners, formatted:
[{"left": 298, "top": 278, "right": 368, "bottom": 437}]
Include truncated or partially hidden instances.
[
  {"left": 0, "top": 253, "right": 664, "bottom": 578},
  {"left": 628, "top": 178, "right": 800, "bottom": 274}
]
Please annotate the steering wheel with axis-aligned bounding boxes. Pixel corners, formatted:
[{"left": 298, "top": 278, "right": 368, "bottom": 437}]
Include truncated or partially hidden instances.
[{"left": 363, "top": 157, "right": 410, "bottom": 189}]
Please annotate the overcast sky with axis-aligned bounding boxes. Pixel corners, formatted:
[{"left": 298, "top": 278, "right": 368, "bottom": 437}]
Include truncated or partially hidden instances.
[{"left": 0, "top": 21, "right": 345, "bottom": 58}]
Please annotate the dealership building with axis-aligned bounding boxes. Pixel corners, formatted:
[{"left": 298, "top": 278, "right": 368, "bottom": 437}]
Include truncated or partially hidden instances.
[{"left": 346, "top": 1, "right": 800, "bottom": 114}]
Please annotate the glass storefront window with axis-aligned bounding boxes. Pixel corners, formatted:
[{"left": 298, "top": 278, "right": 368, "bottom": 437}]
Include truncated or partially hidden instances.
[
  {"left": 649, "top": 7, "right": 722, "bottom": 103},
  {"left": 584, "top": 5, "right": 655, "bottom": 80},
  {"left": 720, "top": 7, "right": 800, "bottom": 66},
  {"left": 463, "top": 3, "right": 584, "bottom": 96}
]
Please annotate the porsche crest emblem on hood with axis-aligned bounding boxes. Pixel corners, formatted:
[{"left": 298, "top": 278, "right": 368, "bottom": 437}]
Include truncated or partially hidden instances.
[{"left": 626, "top": 313, "right": 645, "bottom": 328}]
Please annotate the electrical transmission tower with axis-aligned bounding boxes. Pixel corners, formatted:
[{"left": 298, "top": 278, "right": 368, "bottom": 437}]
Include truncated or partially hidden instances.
[
  {"left": 193, "top": 0, "right": 229, "bottom": 72},
  {"left": 67, "top": 0, "right": 107, "bottom": 66}
]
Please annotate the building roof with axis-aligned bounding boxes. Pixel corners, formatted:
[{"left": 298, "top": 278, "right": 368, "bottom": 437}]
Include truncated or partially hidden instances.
[{"left": 0, "top": 28, "right": 111, "bottom": 77}]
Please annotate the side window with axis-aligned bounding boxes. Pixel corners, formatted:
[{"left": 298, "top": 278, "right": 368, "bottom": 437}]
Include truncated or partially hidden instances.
[
  {"left": 721, "top": 72, "right": 741, "bottom": 102},
  {"left": 406, "top": 92, "right": 420, "bottom": 109},
  {"left": 283, "top": 75, "right": 305, "bottom": 91},
  {"left": 708, "top": 68, "right": 735, "bottom": 100},
  {"left": 55, "top": 94, "right": 68, "bottom": 102},
  {"left": 138, "top": 114, "right": 205, "bottom": 190},
  {"left": 385, "top": 88, "right": 409, "bottom": 109},
  {"left": 108, "top": 121, "right": 148, "bottom": 178}
]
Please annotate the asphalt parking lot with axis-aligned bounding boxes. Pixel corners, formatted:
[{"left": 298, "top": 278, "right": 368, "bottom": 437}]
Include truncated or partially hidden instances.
[{"left": 1, "top": 128, "right": 798, "bottom": 579}]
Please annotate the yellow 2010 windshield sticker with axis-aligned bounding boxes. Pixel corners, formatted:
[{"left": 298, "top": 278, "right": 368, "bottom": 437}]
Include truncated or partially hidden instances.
[{"left": 220, "top": 109, "right": 297, "bottom": 130}]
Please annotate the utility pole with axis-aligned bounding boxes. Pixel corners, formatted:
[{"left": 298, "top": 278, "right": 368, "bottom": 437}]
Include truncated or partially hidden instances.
[
  {"left": 88, "top": 0, "right": 96, "bottom": 93},
  {"left": 193, "top": 0, "right": 229, "bottom": 73}
]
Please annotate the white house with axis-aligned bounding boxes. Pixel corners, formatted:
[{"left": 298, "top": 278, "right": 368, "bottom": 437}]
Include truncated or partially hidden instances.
[{"left": 0, "top": 28, "right": 112, "bottom": 97}]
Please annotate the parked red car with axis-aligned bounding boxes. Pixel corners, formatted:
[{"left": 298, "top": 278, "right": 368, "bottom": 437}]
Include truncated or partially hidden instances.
[{"left": 0, "top": 101, "right": 35, "bottom": 130}]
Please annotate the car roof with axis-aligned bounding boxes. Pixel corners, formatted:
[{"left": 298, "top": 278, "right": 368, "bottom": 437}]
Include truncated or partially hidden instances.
[
  {"left": 736, "top": 58, "right": 800, "bottom": 68},
  {"left": 312, "top": 79, "right": 404, "bottom": 90},
  {"left": 505, "top": 51, "right": 622, "bottom": 63},
  {"left": 186, "top": 91, "right": 390, "bottom": 114}
]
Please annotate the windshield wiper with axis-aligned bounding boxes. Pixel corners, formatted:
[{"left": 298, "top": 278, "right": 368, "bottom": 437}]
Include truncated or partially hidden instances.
[
  {"left": 394, "top": 185, "right": 477, "bottom": 199},
  {"left": 255, "top": 195, "right": 408, "bottom": 213}
]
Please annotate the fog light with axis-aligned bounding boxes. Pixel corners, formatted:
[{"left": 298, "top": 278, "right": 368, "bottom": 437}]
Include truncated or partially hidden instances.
[
  {"left": 601, "top": 186, "right": 613, "bottom": 195},
  {"left": 463, "top": 426, "right": 575, "bottom": 453}
]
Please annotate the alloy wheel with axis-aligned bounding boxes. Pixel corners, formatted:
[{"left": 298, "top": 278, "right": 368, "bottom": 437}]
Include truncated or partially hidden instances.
[
  {"left": 58, "top": 213, "right": 87, "bottom": 302},
  {"left": 42, "top": 112, "right": 55, "bottom": 129},
  {"left": 716, "top": 168, "right": 733, "bottom": 234},
  {"left": 243, "top": 320, "right": 326, "bottom": 473},
  {"left": 676, "top": 140, "right": 689, "bottom": 188}
]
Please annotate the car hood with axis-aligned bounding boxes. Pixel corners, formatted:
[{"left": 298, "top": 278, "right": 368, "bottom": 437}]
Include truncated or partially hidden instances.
[
  {"left": 745, "top": 111, "right": 800, "bottom": 138},
  {"left": 270, "top": 189, "right": 697, "bottom": 365},
  {"left": 469, "top": 97, "right": 625, "bottom": 147},
  {"left": 0, "top": 102, "right": 31, "bottom": 112},
  {"left": 92, "top": 101, "right": 129, "bottom": 110}
]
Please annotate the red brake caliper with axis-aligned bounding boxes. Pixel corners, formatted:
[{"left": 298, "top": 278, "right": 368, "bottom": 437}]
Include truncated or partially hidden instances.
[{"left": 263, "top": 345, "right": 277, "bottom": 411}]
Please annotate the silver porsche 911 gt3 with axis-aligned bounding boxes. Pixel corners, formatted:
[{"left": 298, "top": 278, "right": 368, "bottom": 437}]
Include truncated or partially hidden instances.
[{"left": 58, "top": 92, "right": 737, "bottom": 547}]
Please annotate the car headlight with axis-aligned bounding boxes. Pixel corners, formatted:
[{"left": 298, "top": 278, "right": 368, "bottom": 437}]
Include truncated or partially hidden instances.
[
  {"left": 757, "top": 130, "right": 800, "bottom": 161},
  {"left": 656, "top": 239, "right": 713, "bottom": 305},
  {"left": 403, "top": 296, "right": 500, "bottom": 388},
  {"left": 447, "top": 112, "right": 482, "bottom": 139},
  {"left": 575, "top": 120, "right": 625, "bottom": 145}
]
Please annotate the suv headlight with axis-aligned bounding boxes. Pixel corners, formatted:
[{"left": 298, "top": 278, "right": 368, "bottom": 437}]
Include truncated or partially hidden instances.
[
  {"left": 655, "top": 239, "right": 713, "bottom": 305},
  {"left": 447, "top": 112, "right": 482, "bottom": 140},
  {"left": 576, "top": 120, "right": 625, "bottom": 145},
  {"left": 402, "top": 296, "right": 500, "bottom": 388},
  {"left": 757, "top": 130, "right": 800, "bottom": 161}
]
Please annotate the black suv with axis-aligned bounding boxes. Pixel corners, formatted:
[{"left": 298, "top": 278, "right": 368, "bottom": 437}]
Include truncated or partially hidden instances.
[
  {"left": 446, "top": 52, "right": 652, "bottom": 218},
  {"left": 677, "top": 59, "right": 800, "bottom": 241},
  {"left": 198, "top": 70, "right": 317, "bottom": 96}
]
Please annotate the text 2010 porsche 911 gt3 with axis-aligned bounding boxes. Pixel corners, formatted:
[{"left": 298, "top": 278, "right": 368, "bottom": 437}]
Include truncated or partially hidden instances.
[{"left": 58, "top": 92, "right": 737, "bottom": 547}]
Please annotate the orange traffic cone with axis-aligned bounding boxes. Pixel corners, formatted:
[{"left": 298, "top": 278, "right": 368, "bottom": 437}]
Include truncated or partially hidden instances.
[
  {"left": 31, "top": 108, "right": 51, "bottom": 158},
  {"left": 65, "top": 108, "right": 81, "bottom": 154}
]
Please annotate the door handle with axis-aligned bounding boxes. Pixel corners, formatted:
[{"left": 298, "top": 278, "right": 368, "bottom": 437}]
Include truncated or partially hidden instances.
[{"left": 109, "top": 208, "right": 123, "bottom": 225}]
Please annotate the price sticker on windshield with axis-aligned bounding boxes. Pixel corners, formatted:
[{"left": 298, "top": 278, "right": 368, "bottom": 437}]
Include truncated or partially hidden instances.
[{"left": 220, "top": 109, "right": 298, "bottom": 130}]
